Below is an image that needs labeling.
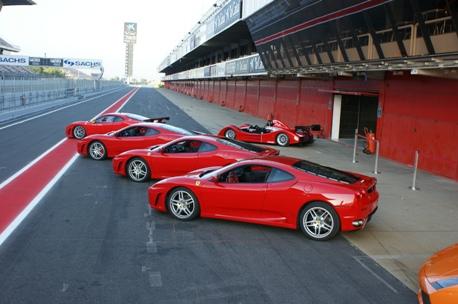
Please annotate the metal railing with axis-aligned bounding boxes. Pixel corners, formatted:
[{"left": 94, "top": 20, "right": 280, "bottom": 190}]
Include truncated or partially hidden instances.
[{"left": 0, "top": 77, "right": 123, "bottom": 112}]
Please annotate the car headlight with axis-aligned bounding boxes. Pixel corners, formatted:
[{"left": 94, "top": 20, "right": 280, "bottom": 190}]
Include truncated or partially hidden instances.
[
  {"left": 431, "top": 277, "right": 458, "bottom": 290},
  {"left": 294, "top": 136, "right": 299, "bottom": 141}
]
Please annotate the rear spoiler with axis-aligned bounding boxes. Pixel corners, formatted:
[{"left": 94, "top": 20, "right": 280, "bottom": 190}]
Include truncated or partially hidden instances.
[{"left": 144, "top": 116, "right": 170, "bottom": 123}]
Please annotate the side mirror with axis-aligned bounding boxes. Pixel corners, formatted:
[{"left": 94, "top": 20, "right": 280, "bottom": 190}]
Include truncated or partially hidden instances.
[
  {"left": 89, "top": 119, "right": 96, "bottom": 124},
  {"left": 208, "top": 175, "right": 218, "bottom": 183}
]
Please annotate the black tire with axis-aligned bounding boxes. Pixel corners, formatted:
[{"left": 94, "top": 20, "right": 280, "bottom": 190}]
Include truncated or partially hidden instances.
[
  {"left": 73, "top": 125, "right": 86, "bottom": 139},
  {"left": 299, "top": 202, "right": 340, "bottom": 241},
  {"left": 126, "top": 158, "right": 150, "bottom": 182},
  {"left": 224, "top": 128, "right": 236, "bottom": 139},
  {"left": 167, "top": 187, "right": 200, "bottom": 221},
  {"left": 88, "top": 141, "right": 107, "bottom": 160},
  {"left": 276, "top": 133, "right": 290, "bottom": 146}
]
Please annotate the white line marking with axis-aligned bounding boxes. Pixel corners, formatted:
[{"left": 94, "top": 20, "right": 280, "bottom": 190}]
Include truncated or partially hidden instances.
[
  {"left": 0, "top": 154, "right": 78, "bottom": 247},
  {"left": 353, "top": 256, "right": 399, "bottom": 294},
  {"left": 148, "top": 272, "right": 162, "bottom": 287},
  {"left": 0, "top": 88, "right": 138, "bottom": 191},
  {"left": 0, "top": 87, "right": 125, "bottom": 131},
  {"left": 0, "top": 138, "right": 67, "bottom": 190},
  {"left": 0, "top": 87, "right": 139, "bottom": 247}
]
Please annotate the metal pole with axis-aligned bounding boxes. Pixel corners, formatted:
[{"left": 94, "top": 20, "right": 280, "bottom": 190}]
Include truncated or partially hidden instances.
[
  {"left": 410, "top": 150, "right": 420, "bottom": 191},
  {"left": 352, "top": 128, "right": 358, "bottom": 163},
  {"left": 373, "top": 140, "right": 380, "bottom": 174}
]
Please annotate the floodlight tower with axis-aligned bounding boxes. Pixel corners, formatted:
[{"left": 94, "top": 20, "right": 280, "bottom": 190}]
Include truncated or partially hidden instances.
[{"left": 124, "top": 22, "right": 137, "bottom": 84}]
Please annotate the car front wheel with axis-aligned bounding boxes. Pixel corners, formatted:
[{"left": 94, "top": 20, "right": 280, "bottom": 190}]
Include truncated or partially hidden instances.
[
  {"left": 224, "top": 129, "right": 236, "bottom": 139},
  {"left": 167, "top": 187, "right": 200, "bottom": 221},
  {"left": 88, "top": 141, "right": 107, "bottom": 160},
  {"left": 299, "top": 202, "right": 340, "bottom": 241},
  {"left": 73, "top": 126, "right": 86, "bottom": 139},
  {"left": 127, "top": 158, "right": 150, "bottom": 182}
]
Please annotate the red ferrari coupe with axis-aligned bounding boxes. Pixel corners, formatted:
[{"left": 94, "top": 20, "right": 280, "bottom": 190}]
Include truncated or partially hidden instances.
[
  {"left": 77, "top": 122, "right": 193, "bottom": 160},
  {"left": 113, "top": 135, "right": 279, "bottom": 182},
  {"left": 148, "top": 156, "right": 378, "bottom": 241},
  {"left": 65, "top": 112, "right": 169, "bottom": 139},
  {"left": 218, "top": 119, "right": 314, "bottom": 147}
]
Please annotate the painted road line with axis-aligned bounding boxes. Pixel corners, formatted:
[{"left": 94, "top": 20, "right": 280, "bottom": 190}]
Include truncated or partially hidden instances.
[
  {"left": 0, "top": 86, "right": 126, "bottom": 131},
  {"left": 0, "top": 87, "right": 139, "bottom": 246}
]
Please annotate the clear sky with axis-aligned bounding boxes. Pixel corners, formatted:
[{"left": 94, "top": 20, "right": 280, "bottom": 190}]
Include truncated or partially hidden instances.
[{"left": 0, "top": 0, "right": 216, "bottom": 80}]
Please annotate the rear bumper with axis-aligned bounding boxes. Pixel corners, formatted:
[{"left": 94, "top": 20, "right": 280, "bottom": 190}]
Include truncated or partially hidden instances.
[
  {"left": 340, "top": 193, "right": 379, "bottom": 231},
  {"left": 297, "top": 134, "right": 314, "bottom": 145}
]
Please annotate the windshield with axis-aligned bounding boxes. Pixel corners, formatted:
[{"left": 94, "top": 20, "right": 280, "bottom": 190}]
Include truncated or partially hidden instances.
[
  {"left": 216, "top": 138, "right": 265, "bottom": 153},
  {"left": 125, "top": 113, "right": 149, "bottom": 121},
  {"left": 159, "top": 124, "right": 193, "bottom": 135},
  {"left": 293, "top": 160, "right": 359, "bottom": 184}
]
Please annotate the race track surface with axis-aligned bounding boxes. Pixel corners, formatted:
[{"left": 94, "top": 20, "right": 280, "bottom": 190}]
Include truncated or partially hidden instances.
[{"left": 0, "top": 88, "right": 416, "bottom": 304}]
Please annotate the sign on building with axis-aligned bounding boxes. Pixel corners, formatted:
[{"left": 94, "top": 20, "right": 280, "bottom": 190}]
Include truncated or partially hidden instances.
[
  {"left": 29, "top": 57, "right": 63, "bottom": 67},
  {"left": 124, "top": 22, "right": 138, "bottom": 43},
  {"left": 63, "top": 58, "right": 102, "bottom": 69},
  {"left": 0, "top": 55, "right": 29, "bottom": 66}
]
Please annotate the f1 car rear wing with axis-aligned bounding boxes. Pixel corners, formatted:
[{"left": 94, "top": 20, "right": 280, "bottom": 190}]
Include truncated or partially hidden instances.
[{"left": 144, "top": 116, "right": 170, "bottom": 123}]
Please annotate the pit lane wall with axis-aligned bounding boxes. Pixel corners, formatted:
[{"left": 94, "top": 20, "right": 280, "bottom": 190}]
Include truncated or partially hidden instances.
[{"left": 164, "top": 74, "right": 458, "bottom": 181}]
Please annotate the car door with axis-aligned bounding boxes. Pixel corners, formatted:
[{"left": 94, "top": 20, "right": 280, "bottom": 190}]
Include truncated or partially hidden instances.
[
  {"left": 200, "top": 164, "right": 270, "bottom": 220},
  {"left": 110, "top": 126, "right": 150, "bottom": 155},
  {"left": 263, "top": 168, "right": 300, "bottom": 225},
  {"left": 154, "top": 140, "right": 201, "bottom": 177},
  {"left": 92, "top": 115, "right": 123, "bottom": 134},
  {"left": 196, "top": 142, "right": 228, "bottom": 167}
]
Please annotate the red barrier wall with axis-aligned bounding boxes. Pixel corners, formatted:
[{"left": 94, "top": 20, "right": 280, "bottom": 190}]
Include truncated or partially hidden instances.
[
  {"left": 234, "top": 80, "right": 247, "bottom": 111},
  {"left": 164, "top": 74, "right": 458, "bottom": 180},
  {"left": 245, "top": 80, "right": 259, "bottom": 115}
]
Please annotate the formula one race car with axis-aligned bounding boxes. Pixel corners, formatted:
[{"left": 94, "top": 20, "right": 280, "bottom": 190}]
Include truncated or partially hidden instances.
[
  {"left": 65, "top": 112, "right": 170, "bottom": 139},
  {"left": 218, "top": 119, "right": 314, "bottom": 147}
]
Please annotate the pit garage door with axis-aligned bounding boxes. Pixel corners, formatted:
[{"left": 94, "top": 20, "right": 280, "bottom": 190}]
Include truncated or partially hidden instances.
[{"left": 331, "top": 94, "right": 378, "bottom": 140}]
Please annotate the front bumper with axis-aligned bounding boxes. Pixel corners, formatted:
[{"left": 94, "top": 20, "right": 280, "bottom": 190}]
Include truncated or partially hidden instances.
[
  {"left": 76, "top": 141, "right": 88, "bottom": 156},
  {"left": 148, "top": 187, "right": 167, "bottom": 212}
]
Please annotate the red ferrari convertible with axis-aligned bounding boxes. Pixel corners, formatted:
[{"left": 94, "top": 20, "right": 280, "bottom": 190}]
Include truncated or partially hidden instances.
[
  {"left": 113, "top": 135, "right": 279, "bottom": 182},
  {"left": 148, "top": 156, "right": 378, "bottom": 241},
  {"left": 77, "top": 122, "right": 193, "bottom": 160},
  {"left": 218, "top": 119, "right": 314, "bottom": 147},
  {"left": 65, "top": 112, "right": 169, "bottom": 139}
]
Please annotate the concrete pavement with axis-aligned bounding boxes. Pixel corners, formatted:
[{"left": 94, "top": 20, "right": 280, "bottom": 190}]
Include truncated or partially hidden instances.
[{"left": 158, "top": 87, "right": 458, "bottom": 291}]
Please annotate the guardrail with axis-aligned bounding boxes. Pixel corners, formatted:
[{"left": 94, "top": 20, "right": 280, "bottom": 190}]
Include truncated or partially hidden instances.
[{"left": 0, "top": 78, "right": 123, "bottom": 112}]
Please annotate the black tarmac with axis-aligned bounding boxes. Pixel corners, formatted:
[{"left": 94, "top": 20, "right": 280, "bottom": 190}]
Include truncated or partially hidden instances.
[{"left": 0, "top": 88, "right": 416, "bottom": 304}]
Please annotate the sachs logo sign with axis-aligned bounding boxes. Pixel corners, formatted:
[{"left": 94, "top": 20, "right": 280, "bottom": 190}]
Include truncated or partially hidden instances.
[
  {"left": 63, "top": 58, "right": 102, "bottom": 69},
  {"left": 0, "top": 55, "right": 29, "bottom": 66}
]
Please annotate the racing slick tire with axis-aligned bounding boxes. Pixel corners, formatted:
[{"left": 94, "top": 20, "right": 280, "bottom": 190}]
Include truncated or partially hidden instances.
[{"left": 276, "top": 133, "right": 290, "bottom": 147}]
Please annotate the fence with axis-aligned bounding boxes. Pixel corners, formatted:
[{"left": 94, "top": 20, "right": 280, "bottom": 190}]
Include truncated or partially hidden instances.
[{"left": 0, "top": 77, "right": 124, "bottom": 112}]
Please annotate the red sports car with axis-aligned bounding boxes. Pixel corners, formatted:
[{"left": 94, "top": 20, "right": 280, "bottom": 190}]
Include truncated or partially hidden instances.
[
  {"left": 77, "top": 122, "right": 193, "bottom": 160},
  {"left": 218, "top": 119, "right": 314, "bottom": 147},
  {"left": 65, "top": 112, "right": 169, "bottom": 139},
  {"left": 112, "top": 135, "right": 279, "bottom": 182},
  {"left": 147, "top": 156, "right": 378, "bottom": 241}
]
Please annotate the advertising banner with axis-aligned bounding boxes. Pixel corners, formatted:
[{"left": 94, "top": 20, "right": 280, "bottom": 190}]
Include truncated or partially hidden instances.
[
  {"left": 63, "top": 58, "right": 102, "bottom": 69},
  {"left": 214, "top": 0, "right": 241, "bottom": 35},
  {"left": 29, "top": 57, "right": 63, "bottom": 67},
  {"left": 0, "top": 55, "right": 29, "bottom": 66},
  {"left": 124, "top": 22, "right": 137, "bottom": 43}
]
